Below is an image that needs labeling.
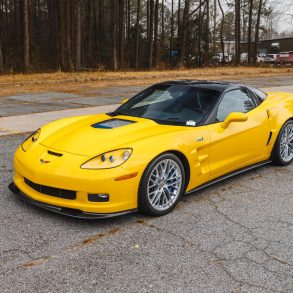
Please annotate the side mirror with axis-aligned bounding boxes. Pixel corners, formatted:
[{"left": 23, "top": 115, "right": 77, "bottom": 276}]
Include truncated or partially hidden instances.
[
  {"left": 121, "top": 98, "right": 129, "bottom": 104},
  {"left": 221, "top": 112, "right": 248, "bottom": 129}
]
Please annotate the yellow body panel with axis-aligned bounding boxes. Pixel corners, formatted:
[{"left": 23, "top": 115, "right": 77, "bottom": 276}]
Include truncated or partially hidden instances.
[{"left": 13, "top": 92, "right": 293, "bottom": 215}]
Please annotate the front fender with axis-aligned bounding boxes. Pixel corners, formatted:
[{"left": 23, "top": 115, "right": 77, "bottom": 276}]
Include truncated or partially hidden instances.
[{"left": 122, "top": 126, "right": 211, "bottom": 192}]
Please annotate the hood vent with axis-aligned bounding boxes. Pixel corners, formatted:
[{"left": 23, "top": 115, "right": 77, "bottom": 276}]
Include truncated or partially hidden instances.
[
  {"left": 48, "top": 150, "right": 63, "bottom": 157},
  {"left": 91, "top": 118, "right": 135, "bottom": 129}
]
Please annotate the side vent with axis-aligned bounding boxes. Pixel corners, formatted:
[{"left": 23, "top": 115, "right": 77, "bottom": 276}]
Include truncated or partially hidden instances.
[{"left": 266, "top": 131, "right": 273, "bottom": 145}]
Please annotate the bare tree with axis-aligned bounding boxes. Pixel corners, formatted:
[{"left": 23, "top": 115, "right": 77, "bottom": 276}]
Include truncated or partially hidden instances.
[
  {"left": 178, "top": 0, "right": 190, "bottom": 67},
  {"left": 58, "top": 1, "right": 66, "bottom": 70},
  {"left": 253, "top": 0, "right": 263, "bottom": 64},
  {"left": 170, "top": 0, "right": 174, "bottom": 57},
  {"left": 148, "top": 0, "right": 154, "bottom": 69},
  {"left": 127, "top": 0, "right": 131, "bottom": 42},
  {"left": 247, "top": 0, "right": 253, "bottom": 65},
  {"left": 197, "top": 0, "right": 202, "bottom": 67},
  {"left": 161, "top": 0, "right": 165, "bottom": 45},
  {"left": 98, "top": 0, "right": 104, "bottom": 64},
  {"left": 23, "top": 0, "right": 30, "bottom": 73},
  {"left": 234, "top": 0, "right": 241, "bottom": 64},
  {"left": 218, "top": 0, "right": 225, "bottom": 65},
  {"left": 135, "top": 0, "right": 141, "bottom": 69},
  {"left": 154, "top": 0, "right": 159, "bottom": 68},
  {"left": 118, "top": 0, "right": 125, "bottom": 69},
  {"left": 65, "top": 0, "right": 73, "bottom": 71},
  {"left": 177, "top": 0, "right": 181, "bottom": 40},
  {"left": 212, "top": 0, "right": 217, "bottom": 52},
  {"left": 205, "top": 0, "right": 210, "bottom": 53},
  {"left": 112, "top": 0, "right": 118, "bottom": 70},
  {"left": 75, "top": 0, "right": 81, "bottom": 71},
  {"left": 0, "top": 37, "right": 3, "bottom": 73}
]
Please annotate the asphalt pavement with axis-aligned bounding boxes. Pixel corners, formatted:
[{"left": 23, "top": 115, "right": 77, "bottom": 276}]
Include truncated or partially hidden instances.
[
  {"left": 1, "top": 76, "right": 293, "bottom": 292},
  {"left": 0, "top": 75, "right": 293, "bottom": 119}
]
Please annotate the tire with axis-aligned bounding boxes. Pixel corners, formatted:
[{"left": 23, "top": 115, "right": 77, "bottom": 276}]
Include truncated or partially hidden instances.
[
  {"left": 138, "top": 153, "right": 186, "bottom": 216},
  {"left": 271, "top": 120, "right": 293, "bottom": 166}
]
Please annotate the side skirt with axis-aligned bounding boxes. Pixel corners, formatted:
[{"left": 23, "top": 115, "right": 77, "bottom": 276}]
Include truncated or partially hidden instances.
[{"left": 185, "top": 160, "right": 272, "bottom": 195}]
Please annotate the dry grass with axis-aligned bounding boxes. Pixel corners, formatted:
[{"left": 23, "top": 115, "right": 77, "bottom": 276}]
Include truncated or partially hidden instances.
[{"left": 0, "top": 66, "right": 292, "bottom": 96}]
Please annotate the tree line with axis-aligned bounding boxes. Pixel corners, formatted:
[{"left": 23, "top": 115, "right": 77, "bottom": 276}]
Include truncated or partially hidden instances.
[{"left": 0, "top": 0, "right": 275, "bottom": 73}]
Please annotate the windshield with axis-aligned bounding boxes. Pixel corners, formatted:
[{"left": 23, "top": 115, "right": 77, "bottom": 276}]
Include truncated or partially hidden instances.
[{"left": 115, "top": 84, "right": 221, "bottom": 126}]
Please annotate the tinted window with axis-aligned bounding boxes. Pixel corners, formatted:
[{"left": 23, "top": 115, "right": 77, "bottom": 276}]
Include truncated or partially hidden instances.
[
  {"left": 216, "top": 89, "right": 255, "bottom": 122},
  {"left": 115, "top": 85, "right": 221, "bottom": 126}
]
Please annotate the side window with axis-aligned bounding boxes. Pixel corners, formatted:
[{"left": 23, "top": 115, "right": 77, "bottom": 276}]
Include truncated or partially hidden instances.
[{"left": 216, "top": 89, "right": 255, "bottom": 122}]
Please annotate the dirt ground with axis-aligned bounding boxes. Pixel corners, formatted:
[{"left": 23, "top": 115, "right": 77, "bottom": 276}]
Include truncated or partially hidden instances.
[{"left": 1, "top": 66, "right": 293, "bottom": 97}]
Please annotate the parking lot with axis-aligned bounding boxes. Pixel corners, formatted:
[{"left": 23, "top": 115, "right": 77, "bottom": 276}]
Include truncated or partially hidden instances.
[{"left": 1, "top": 76, "right": 293, "bottom": 292}]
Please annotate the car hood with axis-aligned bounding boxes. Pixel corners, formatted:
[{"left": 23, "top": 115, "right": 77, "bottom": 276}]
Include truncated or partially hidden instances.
[{"left": 40, "top": 114, "right": 179, "bottom": 157}]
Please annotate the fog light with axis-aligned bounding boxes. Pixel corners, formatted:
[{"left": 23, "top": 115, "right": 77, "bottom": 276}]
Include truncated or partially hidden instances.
[{"left": 88, "top": 193, "right": 109, "bottom": 202}]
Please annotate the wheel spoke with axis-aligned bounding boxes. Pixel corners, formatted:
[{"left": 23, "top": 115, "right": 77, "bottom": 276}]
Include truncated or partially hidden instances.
[
  {"left": 163, "top": 160, "right": 169, "bottom": 176},
  {"left": 166, "top": 179, "right": 182, "bottom": 186},
  {"left": 148, "top": 189, "right": 157, "bottom": 198},
  {"left": 280, "top": 146, "right": 285, "bottom": 153},
  {"left": 151, "top": 173, "right": 161, "bottom": 181},
  {"left": 286, "top": 146, "right": 290, "bottom": 160},
  {"left": 149, "top": 181, "right": 159, "bottom": 189},
  {"left": 162, "top": 191, "right": 169, "bottom": 207},
  {"left": 167, "top": 165, "right": 176, "bottom": 176},
  {"left": 152, "top": 190, "right": 162, "bottom": 206},
  {"left": 167, "top": 176, "right": 181, "bottom": 182},
  {"left": 163, "top": 186, "right": 171, "bottom": 199},
  {"left": 288, "top": 126, "right": 293, "bottom": 137}
]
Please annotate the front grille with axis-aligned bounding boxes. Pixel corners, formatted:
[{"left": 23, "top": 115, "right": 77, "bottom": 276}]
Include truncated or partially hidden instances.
[{"left": 24, "top": 178, "right": 76, "bottom": 200}]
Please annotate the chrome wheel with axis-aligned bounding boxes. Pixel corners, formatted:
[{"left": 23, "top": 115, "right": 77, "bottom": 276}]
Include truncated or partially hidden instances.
[
  {"left": 280, "top": 124, "right": 293, "bottom": 163},
  {"left": 147, "top": 159, "right": 182, "bottom": 211}
]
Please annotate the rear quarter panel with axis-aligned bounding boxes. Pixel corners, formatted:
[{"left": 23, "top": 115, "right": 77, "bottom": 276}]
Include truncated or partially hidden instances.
[{"left": 264, "top": 92, "right": 293, "bottom": 147}]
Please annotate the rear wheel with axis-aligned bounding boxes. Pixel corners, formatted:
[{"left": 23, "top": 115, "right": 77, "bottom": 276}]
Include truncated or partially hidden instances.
[
  {"left": 272, "top": 120, "right": 293, "bottom": 166},
  {"left": 138, "top": 153, "right": 185, "bottom": 216}
]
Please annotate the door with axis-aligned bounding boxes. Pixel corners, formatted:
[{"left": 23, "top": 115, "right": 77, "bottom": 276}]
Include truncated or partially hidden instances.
[{"left": 208, "top": 88, "right": 271, "bottom": 178}]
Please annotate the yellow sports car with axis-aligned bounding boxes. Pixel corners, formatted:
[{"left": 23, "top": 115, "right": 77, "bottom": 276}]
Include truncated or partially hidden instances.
[{"left": 9, "top": 81, "right": 293, "bottom": 218}]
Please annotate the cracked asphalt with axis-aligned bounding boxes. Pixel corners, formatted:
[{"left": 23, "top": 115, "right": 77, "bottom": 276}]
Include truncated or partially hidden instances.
[
  {"left": 1, "top": 134, "right": 293, "bottom": 292},
  {"left": 1, "top": 76, "right": 293, "bottom": 292}
]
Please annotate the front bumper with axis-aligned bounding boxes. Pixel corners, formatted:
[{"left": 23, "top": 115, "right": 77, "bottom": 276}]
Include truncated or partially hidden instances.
[
  {"left": 13, "top": 145, "right": 143, "bottom": 217},
  {"left": 9, "top": 183, "right": 136, "bottom": 219}
]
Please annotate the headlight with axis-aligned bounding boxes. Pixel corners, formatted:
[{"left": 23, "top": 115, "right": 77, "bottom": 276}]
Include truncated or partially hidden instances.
[
  {"left": 21, "top": 129, "right": 41, "bottom": 152},
  {"left": 81, "top": 148, "right": 132, "bottom": 169}
]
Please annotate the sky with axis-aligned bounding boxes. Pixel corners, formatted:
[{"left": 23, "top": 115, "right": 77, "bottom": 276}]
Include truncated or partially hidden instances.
[
  {"left": 269, "top": 0, "right": 293, "bottom": 32},
  {"left": 164, "top": 0, "right": 293, "bottom": 34}
]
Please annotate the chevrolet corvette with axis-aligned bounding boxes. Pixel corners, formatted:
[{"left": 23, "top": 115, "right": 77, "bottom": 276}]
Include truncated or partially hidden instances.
[{"left": 9, "top": 81, "right": 293, "bottom": 218}]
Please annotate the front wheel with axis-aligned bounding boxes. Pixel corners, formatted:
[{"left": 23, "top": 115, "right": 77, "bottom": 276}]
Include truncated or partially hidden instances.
[
  {"left": 138, "top": 153, "right": 186, "bottom": 216},
  {"left": 272, "top": 120, "right": 293, "bottom": 166}
]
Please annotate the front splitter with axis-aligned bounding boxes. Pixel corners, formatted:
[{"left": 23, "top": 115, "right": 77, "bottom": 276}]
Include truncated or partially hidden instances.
[{"left": 8, "top": 182, "right": 137, "bottom": 219}]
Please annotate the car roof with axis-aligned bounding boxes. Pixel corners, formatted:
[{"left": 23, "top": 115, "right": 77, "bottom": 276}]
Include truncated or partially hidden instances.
[{"left": 157, "top": 80, "right": 244, "bottom": 92}]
